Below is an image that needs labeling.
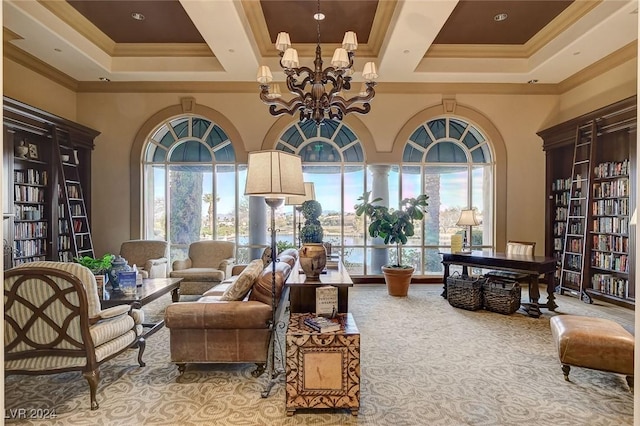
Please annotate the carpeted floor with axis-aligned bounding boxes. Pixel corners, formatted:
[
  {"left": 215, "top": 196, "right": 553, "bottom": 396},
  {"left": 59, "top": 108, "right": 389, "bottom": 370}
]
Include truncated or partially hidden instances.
[{"left": 4, "top": 284, "right": 634, "bottom": 425}]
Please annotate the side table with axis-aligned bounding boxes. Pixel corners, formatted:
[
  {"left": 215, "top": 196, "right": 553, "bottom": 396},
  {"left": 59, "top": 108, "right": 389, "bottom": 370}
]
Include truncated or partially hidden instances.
[{"left": 285, "top": 313, "right": 360, "bottom": 416}]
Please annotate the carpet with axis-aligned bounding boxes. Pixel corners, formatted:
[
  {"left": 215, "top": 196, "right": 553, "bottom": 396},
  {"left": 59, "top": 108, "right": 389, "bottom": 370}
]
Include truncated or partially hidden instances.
[{"left": 4, "top": 285, "right": 634, "bottom": 425}]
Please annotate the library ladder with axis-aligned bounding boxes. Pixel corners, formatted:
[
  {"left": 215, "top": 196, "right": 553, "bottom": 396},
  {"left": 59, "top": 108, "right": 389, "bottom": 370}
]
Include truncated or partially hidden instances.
[
  {"left": 558, "top": 120, "right": 596, "bottom": 303},
  {"left": 52, "top": 126, "right": 95, "bottom": 261}
]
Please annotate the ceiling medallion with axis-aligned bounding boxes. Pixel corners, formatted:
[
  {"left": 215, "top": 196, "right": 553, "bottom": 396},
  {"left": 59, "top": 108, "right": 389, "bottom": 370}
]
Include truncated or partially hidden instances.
[{"left": 256, "top": 0, "right": 378, "bottom": 126}]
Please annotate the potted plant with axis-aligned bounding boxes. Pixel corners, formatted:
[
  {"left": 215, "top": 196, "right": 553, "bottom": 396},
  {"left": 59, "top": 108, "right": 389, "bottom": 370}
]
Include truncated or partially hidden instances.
[
  {"left": 354, "top": 191, "right": 429, "bottom": 296},
  {"left": 74, "top": 253, "right": 114, "bottom": 287},
  {"left": 298, "top": 200, "right": 326, "bottom": 278}
]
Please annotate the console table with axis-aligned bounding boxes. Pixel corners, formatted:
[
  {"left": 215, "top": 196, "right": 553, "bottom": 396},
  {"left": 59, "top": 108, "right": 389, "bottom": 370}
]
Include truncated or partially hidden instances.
[
  {"left": 441, "top": 251, "right": 558, "bottom": 317},
  {"left": 286, "top": 261, "right": 353, "bottom": 313}
]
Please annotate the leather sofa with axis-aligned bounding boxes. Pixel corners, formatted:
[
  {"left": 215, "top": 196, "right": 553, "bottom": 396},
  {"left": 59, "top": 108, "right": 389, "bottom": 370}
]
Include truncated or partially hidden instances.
[{"left": 164, "top": 249, "right": 298, "bottom": 376}]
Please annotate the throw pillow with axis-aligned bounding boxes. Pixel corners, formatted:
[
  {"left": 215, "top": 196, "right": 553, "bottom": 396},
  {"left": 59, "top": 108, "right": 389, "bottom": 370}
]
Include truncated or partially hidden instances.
[
  {"left": 220, "top": 259, "right": 264, "bottom": 301},
  {"left": 261, "top": 247, "right": 273, "bottom": 268}
]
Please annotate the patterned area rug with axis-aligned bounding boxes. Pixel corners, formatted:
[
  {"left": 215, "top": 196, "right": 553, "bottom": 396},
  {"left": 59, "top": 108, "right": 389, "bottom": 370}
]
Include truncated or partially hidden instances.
[{"left": 4, "top": 285, "right": 634, "bottom": 425}]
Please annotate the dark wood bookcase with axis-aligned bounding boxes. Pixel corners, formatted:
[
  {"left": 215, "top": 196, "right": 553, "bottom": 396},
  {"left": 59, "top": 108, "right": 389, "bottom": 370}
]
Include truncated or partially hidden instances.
[
  {"left": 539, "top": 96, "right": 636, "bottom": 308},
  {"left": 3, "top": 97, "right": 99, "bottom": 268}
]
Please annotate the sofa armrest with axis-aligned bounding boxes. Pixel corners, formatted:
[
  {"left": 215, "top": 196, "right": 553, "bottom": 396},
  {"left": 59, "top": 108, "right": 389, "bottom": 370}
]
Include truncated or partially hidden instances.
[
  {"left": 165, "top": 301, "right": 271, "bottom": 329},
  {"left": 144, "top": 257, "right": 168, "bottom": 278},
  {"left": 172, "top": 258, "right": 192, "bottom": 271},
  {"left": 231, "top": 264, "right": 248, "bottom": 276},
  {"left": 218, "top": 257, "right": 236, "bottom": 279}
]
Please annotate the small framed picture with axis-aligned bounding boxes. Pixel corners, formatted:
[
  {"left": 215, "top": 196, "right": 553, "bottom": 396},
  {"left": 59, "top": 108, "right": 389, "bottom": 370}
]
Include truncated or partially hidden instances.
[{"left": 27, "top": 143, "right": 39, "bottom": 160}]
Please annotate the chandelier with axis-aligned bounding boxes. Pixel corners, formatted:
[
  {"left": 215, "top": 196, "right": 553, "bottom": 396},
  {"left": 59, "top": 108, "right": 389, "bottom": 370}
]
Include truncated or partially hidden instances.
[{"left": 256, "top": 0, "right": 378, "bottom": 126}]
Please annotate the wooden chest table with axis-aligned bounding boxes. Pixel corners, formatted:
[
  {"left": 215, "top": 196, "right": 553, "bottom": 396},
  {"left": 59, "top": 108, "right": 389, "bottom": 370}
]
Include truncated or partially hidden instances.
[{"left": 285, "top": 313, "right": 360, "bottom": 416}]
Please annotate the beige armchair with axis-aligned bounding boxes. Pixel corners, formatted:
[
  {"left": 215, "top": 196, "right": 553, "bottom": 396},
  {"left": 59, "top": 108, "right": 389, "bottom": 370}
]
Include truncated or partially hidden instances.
[
  {"left": 169, "top": 240, "right": 235, "bottom": 296},
  {"left": 4, "top": 261, "right": 145, "bottom": 410},
  {"left": 120, "top": 239, "right": 169, "bottom": 278}
]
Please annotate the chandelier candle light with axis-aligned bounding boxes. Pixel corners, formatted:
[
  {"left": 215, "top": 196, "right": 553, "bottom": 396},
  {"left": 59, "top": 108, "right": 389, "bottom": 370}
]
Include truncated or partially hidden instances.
[
  {"left": 256, "top": 0, "right": 378, "bottom": 125},
  {"left": 456, "top": 209, "right": 479, "bottom": 253}
]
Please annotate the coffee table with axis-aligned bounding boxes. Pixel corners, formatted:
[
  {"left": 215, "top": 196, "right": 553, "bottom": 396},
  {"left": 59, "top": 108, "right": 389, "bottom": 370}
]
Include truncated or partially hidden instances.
[{"left": 101, "top": 277, "right": 182, "bottom": 338}]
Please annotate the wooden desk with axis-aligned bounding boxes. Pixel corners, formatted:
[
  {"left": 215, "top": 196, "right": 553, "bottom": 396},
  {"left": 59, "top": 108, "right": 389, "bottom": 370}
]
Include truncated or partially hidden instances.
[
  {"left": 441, "top": 251, "right": 558, "bottom": 317},
  {"left": 286, "top": 262, "right": 353, "bottom": 313}
]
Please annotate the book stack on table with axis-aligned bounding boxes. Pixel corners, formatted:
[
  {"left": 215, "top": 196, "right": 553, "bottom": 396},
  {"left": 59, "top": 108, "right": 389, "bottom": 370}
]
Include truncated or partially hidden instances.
[{"left": 303, "top": 316, "right": 342, "bottom": 333}]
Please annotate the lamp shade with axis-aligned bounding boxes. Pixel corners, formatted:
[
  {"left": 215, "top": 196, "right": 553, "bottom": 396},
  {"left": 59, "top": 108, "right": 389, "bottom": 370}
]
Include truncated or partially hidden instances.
[
  {"left": 342, "top": 31, "right": 358, "bottom": 51},
  {"left": 245, "top": 150, "right": 305, "bottom": 198},
  {"left": 281, "top": 48, "right": 299, "bottom": 68},
  {"left": 285, "top": 182, "right": 316, "bottom": 206},
  {"left": 256, "top": 66, "right": 273, "bottom": 84},
  {"left": 362, "top": 62, "right": 378, "bottom": 81},
  {"left": 331, "top": 48, "right": 350, "bottom": 68},
  {"left": 456, "top": 209, "right": 480, "bottom": 226},
  {"left": 275, "top": 32, "right": 291, "bottom": 52}
]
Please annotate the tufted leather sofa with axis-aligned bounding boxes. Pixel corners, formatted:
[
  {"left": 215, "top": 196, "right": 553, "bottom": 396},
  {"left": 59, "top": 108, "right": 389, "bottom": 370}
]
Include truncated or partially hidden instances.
[{"left": 164, "top": 249, "right": 298, "bottom": 376}]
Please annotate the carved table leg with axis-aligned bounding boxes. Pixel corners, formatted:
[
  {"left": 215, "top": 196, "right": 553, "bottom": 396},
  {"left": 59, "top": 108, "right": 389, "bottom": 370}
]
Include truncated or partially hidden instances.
[
  {"left": 171, "top": 286, "right": 180, "bottom": 303},
  {"left": 441, "top": 262, "right": 450, "bottom": 298},
  {"left": 137, "top": 337, "right": 146, "bottom": 367}
]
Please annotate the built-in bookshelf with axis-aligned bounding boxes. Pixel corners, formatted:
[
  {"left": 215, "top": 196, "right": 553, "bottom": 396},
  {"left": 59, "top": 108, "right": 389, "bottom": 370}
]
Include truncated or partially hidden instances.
[
  {"left": 551, "top": 177, "right": 571, "bottom": 281},
  {"left": 3, "top": 97, "right": 99, "bottom": 269},
  {"left": 590, "top": 159, "right": 630, "bottom": 301},
  {"left": 540, "top": 96, "right": 636, "bottom": 308}
]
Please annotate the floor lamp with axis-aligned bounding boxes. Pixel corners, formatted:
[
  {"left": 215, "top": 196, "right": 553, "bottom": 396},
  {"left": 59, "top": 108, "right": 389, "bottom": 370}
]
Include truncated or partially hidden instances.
[
  {"left": 285, "top": 182, "right": 316, "bottom": 247},
  {"left": 244, "top": 150, "right": 305, "bottom": 397},
  {"left": 456, "top": 209, "right": 479, "bottom": 253}
]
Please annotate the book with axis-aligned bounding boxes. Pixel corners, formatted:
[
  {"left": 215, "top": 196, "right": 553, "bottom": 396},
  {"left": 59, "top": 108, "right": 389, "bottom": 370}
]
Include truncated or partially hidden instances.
[
  {"left": 315, "top": 285, "right": 338, "bottom": 317},
  {"left": 303, "top": 316, "right": 342, "bottom": 333}
]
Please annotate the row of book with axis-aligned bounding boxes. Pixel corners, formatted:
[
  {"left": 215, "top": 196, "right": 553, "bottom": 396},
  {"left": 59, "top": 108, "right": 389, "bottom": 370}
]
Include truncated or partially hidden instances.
[
  {"left": 592, "top": 217, "right": 629, "bottom": 235},
  {"left": 565, "top": 237, "right": 582, "bottom": 253},
  {"left": 592, "top": 179, "right": 629, "bottom": 198},
  {"left": 563, "top": 253, "right": 582, "bottom": 270},
  {"left": 592, "top": 273, "right": 629, "bottom": 299},
  {"left": 593, "top": 159, "right": 629, "bottom": 179},
  {"left": 15, "top": 185, "right": 45, "bottom": 203},
  {"left": 13, "top": 239, "right": 47, "bottom": 258},
  {"left": 554, "top": 206, "right": 568, "bottom": 221},
  {"left": 14, "top": 222, "right": 47, "bottom": 239},
  {"left": 551, "top": 177, "right": 571, "bottom": 192},
  {"left": 591, "top": 198, "right": 629, "bottom": 216},
  {"left": 14, "top": 169, "right": 48, "bottom": 185},
  {"left": 553, "top": 192, "right": 570, "bottom": 206},
  {"left": 553, "top": 222, "right": 566, "bottom": 238},
  {"left": 592, "top": 234, "right": 628, "bottom": 253},
  {"left": 14, "top": 204, "right": 45, "bottom": 221},
  {"left": 591, "top": 252, "right": 628, "bottom": 273}
]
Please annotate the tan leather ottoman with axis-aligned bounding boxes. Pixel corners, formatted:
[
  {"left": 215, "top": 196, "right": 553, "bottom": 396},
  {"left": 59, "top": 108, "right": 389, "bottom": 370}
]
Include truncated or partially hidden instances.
[{"left": 550, "top": 315, "right": 634, "bottom": 390}]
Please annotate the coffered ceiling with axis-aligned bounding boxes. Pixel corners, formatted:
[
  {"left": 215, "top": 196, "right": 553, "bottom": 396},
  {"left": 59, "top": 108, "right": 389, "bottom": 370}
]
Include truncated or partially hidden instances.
[{"left": 2, "top": 0, "right": 638, "bottom": 91}]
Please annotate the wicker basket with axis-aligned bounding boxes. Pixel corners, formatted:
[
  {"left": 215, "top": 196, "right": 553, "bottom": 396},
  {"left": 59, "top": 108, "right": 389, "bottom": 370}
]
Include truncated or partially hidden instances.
[
  {"left": 483, "top": 278, "right": 521, "bottom": 315},
  {"left": 446, "top": 273, "right": 483, "bottom": 311}
]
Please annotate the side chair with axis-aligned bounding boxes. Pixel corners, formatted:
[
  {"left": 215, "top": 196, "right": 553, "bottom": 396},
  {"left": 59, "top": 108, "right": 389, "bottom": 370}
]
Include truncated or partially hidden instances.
[{"left": 4, "top": 261, "right": 145, "bottom": 410}]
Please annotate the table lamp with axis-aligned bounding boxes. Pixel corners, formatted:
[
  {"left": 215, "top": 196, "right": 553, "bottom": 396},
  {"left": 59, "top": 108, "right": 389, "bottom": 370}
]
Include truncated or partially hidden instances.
[
  {"left": 244, "top": 150, "right": 305, "bottom": 397},
  {"left": 285, "top": 182, "right": 316, "bottom": 247},
  {"left": 456, "top": 209, "right": 479, "bottom": 253}
]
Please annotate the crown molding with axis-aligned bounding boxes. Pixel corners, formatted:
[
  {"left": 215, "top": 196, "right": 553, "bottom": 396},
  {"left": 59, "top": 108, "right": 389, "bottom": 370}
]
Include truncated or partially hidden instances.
[
  {"left": 3, "top": 43, "right": 78, "bottom": 91},
  {"left": 113, "top": 43, "right": 213, "bottom": 57},
  {"left": 558, "top": 40, "right": 638, "bottom": 93}
]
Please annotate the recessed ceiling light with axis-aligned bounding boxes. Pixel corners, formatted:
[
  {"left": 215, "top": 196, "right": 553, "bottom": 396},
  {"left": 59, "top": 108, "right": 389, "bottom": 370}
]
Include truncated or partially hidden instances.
[
  {"left": 528, "top": 79, "right": 538, "bottom": 84},
  {"left": 573, "top": 51, "right": 581, "bottom": 56},
  {"left": 99, "top": 77, "right": 111, "bottom": 82},
  {"left": 131, "top": 12, "right": 145, "bottom": 21},
  {"left": 54, "top": 48, "right": 62, "bottom": 52},
  {"left": 494, "top": 13, "right": 508, "bottom": 22},
  {"left": 403, "top": 49, "right": 410, "bottom": 54},
  {"left": 313, "top": 12, "right": 325, "bottom": 21}
]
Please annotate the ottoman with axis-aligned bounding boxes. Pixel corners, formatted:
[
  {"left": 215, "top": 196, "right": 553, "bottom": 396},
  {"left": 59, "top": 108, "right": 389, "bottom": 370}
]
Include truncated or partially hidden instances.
[{"left": 550, "top": 315, "right": 634, "bottom": 390}]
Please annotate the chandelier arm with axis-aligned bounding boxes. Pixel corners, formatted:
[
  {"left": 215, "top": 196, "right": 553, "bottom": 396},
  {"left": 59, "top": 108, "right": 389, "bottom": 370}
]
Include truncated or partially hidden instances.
[
  {"left": 259, "top": 87, "right": 305, "bottom": 115},
  {"left": 338, "top": 102, "right": 372, "bottom": 116}
]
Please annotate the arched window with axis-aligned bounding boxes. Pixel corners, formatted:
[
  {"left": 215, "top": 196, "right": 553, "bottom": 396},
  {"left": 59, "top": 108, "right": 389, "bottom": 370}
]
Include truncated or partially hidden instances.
[
  {"left": 402, "top": 117, "right": 494, "bottom": 274},
  {"left": 142, "top": 115, "right": 237, "bottom": 262},
  {"left": 275, "top": 120, "right": 368, "bottom": 274}
]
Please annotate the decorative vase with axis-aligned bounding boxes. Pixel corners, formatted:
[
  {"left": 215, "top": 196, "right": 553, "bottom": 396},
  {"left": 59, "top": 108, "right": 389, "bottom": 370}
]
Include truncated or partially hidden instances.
[
  {"left": 382, "top": 266, "right": 414, "bottom": 297},
  {"left": 108, "top": 255, "right": 131, "bottom": 289},
  {"left": 15, "top": 142, "right": 28, "bottom": 158},
  {"left": 298, "top": 243, "right": 327, "bottom": 279}
]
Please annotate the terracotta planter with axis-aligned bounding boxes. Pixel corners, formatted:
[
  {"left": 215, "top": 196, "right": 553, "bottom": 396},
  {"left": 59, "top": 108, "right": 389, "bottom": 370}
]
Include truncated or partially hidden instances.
[
  {"left": 298, "top": 243, "right": 327, "bottom": 279},
  {"left": 382, "top": 266, "right": 414, "bottom": 297}
]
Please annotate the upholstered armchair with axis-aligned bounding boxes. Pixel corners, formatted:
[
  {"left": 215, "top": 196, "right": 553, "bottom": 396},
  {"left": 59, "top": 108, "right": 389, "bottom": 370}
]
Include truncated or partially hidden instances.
[
  {"left": 120, "top": 239, "right": 169, "bottom": 279},
  {"left": 169, "top": 240, "right": 235, "bottom": 296},
  {"left": 4, "top": 261, "right": 145, "bottom": 410}
]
